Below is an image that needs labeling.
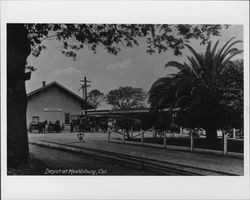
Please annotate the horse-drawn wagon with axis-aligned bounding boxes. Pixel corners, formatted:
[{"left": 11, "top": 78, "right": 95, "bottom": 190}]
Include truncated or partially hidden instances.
[
  {"left": 47, "top": 120, "right": 62, "bottom": 133},
  {"left": 70, "top": 115, "right": 92, "bottom": 132},
  {"left": 29, "top": 119, "right": 62, "bottom": 133},
  {"left": 28, "top": 120, "right": 47, "bottom": 133}
]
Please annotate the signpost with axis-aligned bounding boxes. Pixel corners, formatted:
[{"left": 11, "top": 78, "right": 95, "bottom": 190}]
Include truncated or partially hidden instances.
[
  {"left": 224, "top": 132, "right": 228, "bottom": 156},
  {"left": 190, "top": 131, "right": 194, "bottom": 152},
  {"left": 141, "top": 130, "right": 144, "bottom": 145},
  {"left": 163, "top": 131, "right": 167, "bottom": 148}
]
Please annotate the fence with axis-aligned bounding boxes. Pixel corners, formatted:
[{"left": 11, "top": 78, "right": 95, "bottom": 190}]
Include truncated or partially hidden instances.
[{"left": 107, "top": 127, "right": 243, "bottom": 157}]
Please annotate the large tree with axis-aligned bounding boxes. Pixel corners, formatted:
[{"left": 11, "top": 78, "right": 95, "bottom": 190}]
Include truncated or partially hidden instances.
[
  {"left": 7, "top": 25, "right": 31, "bottom": 167},
  {"left": 148, "top": 38, "right": 243, "bottom": 144},
  {"left": 7, "top": 24, "right": 224, "bottom": 167},
  {"left": 106, "top": 86, "right": 146, "bottom": 110},
  {"left": 87, "top": 89, "right": 105, "bottom": 109}
]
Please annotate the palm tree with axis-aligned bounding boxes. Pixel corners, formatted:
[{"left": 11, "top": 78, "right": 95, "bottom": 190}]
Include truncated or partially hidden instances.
[{"left": 148, "top": 37, "right": 243, "bottom": 143}]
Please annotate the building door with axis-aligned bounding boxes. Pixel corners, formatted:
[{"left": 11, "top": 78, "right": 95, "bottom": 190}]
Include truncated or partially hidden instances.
[{"left": 65, "top": 113, "right": 70, "bottom": 124}]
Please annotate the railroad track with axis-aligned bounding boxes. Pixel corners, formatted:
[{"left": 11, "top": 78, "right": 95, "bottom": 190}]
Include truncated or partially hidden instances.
[{"left": 29, "top": 140, "right": 238, "bottom": 176}]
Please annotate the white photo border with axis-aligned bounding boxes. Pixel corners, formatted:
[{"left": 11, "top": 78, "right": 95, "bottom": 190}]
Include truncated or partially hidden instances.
[{"left": 1, "top": 1, "right": 249, "bottom": 200}]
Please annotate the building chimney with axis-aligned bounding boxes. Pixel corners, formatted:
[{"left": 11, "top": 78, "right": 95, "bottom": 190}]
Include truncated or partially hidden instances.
[{"left": 42, "top": 81, "right": 46, "bottom": 87}]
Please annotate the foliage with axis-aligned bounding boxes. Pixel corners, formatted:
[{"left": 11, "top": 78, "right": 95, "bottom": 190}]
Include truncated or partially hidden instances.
[
  {"left": 148, "top": 38, "right": 243, "bottom": 131},
  {"left": 106, "top": 86, "right": 146, "bottom": 110},
  {"left": 219, "top": 59, "right": 243, "bottom": 127},
  {"left": 114, "top": 112, "right": 155, "bottom": 131},
  {"left": 115, "top": 115, "right": 139, "bottom": 132},
  {"left": 25, "top": 65, "right": 36, "bottom": 72},
  {"left": 87, "top": 89, "right": 105, "bottom": 109},
  {"left": 25, "top": 24, "right": 226, "bottom": 58}
]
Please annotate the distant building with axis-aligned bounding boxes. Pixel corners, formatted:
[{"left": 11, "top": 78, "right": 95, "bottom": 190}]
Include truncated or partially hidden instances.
[{"left": 27, "top": 81, "right": 93, "bottom": 127}]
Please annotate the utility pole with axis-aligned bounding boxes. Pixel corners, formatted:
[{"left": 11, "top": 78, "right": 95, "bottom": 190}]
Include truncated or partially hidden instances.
[{"left": 80, "top": 76, "right": 91, "bottom": 117}]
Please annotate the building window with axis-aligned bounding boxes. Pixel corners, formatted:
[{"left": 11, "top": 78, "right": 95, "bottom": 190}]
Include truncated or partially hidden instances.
[
  {"left": 65, "top": 113, "right": 70, "bottom": 124},
  {"left": 32, "top": 116, "right": 39, "bottom": 122}
]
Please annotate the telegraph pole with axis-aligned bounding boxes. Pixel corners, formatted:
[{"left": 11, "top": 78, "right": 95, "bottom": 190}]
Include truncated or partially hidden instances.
[{"left": 80, "top": 76, "right": 91, "bottom": 117}]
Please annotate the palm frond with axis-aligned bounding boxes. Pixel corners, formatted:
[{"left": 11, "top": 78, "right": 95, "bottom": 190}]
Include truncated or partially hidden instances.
[
  {"left": 206, "top": 41, "right": 212, "bottom": 57},
  {"left": 219, "top": 40, "right": 243, "bottom": 62},
  {"left": 211, "top": 40, "right": 220, "bottom": 57},
  {"left": 187, "top": 57, "right": 201, "bottom": 78},
  {"left": 174, "top": 95, "right": 193, "bottom": 108},
  {"left": 222, "top": 50, "right": 243, "bottom": 65},
  {"left": 165, "top": 61, "right": 187, "bottom": 71},
  {"left": 216, "top": 36, "right": 236, "bottom": 59},
  {"left": 184, "top": 43, "right": 204, "bottom": 68}
]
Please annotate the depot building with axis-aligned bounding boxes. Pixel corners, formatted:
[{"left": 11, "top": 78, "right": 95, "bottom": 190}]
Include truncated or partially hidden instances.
[{"left": 27, "top": 81, "right": 93, "bottom": 127}]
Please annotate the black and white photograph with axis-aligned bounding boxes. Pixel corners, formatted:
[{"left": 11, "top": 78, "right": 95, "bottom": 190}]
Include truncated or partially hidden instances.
[
  {"left": 1, "top": 1, "right": 249, "bottom": 200},
  {"left": 7, "top": 23, "right": 244, "bottom": 176}
]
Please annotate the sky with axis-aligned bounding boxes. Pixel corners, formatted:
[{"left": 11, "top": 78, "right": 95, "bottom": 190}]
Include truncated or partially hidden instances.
[{"left": 26, "top": 25, "right": 243, "bottom": 109}]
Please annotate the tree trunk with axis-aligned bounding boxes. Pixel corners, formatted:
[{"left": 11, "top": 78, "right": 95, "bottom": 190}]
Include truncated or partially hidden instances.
[
  {"left": 7, "top": 24, "right": 31, "bottom": 168},
  {"left": 126, "top": 130, "right": 131, "bottom": 140},
  {"left": 205, "top": 125, "right": 218, "bottom": 146}
]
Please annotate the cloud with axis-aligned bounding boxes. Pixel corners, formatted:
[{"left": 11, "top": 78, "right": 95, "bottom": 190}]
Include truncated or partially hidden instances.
[
  {"left": 106, "top": 59, "right": 132, "bottom": 71},
  {"left": 54, "top": 67, "right": 81, "bottom": 75}
]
